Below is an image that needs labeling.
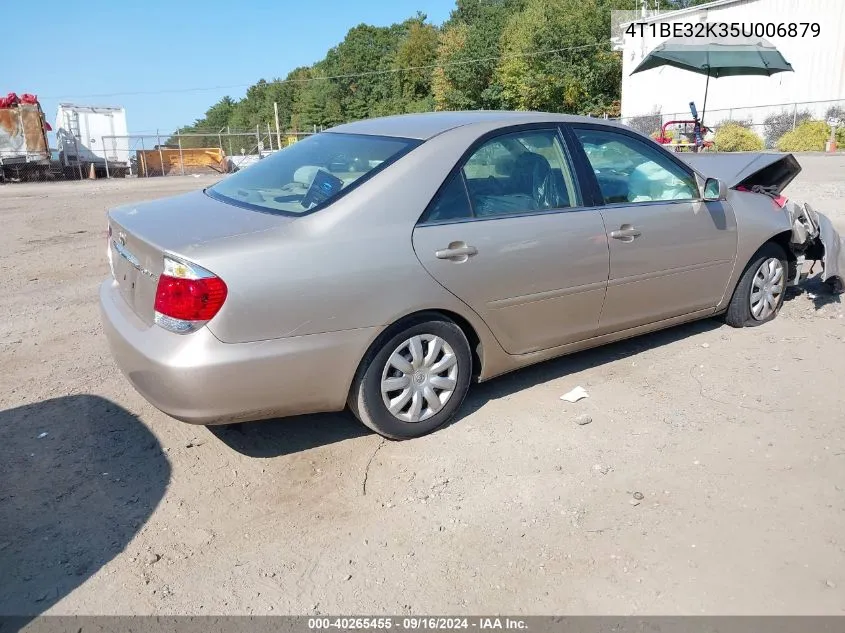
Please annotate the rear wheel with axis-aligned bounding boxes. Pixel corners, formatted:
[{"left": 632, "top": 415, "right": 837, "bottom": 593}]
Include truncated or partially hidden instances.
[
  {"left": 349, "top": 318, "right": 472, "bottom": 440},
  {"left": 724, "top": 243, "right": 787, "bottom": 328}
]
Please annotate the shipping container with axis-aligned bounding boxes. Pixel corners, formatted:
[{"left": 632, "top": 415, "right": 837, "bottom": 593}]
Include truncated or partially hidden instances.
[
  {"left": 55, "top": 103, "right": 130, "bottom": 176},
  {"left": 0, "top": 99, "right": 51, "bottom": 181},
  {"left": 135, "top": 147, "right": 228, "bottom": 177}
]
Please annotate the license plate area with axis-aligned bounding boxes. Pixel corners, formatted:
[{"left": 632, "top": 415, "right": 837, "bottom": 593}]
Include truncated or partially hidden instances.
[{"left": 111, "top": 239, "right": 141, "bottom": 306}]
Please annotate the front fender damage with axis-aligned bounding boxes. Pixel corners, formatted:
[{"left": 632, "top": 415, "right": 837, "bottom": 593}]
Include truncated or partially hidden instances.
[
  {"left": 783, "top": 199, "right": 844, "bottom": 293},
  {"left": 682, "top": 152, "right": 843, "bottom": 294}
]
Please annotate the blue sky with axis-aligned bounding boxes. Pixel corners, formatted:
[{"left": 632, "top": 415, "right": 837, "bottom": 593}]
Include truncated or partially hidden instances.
[{"left": 4, "top": 0, "right": 455, "bottom": 137}]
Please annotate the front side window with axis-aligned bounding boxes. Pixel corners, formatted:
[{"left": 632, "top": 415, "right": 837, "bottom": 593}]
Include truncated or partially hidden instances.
[
  {"left": 574, "top": 128, "right": 698, "bottom": 204},
  {"left": 208, "top": 132, "right": 419, "bottom": 215},
  {"left": 459, "top": 129, "right": 580, "bottom": 218}
]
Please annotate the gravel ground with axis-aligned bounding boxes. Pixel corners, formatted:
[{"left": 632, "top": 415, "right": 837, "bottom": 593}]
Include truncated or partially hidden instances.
[{"left": 1, "top": 157, "right": 844, "bottom": 617}]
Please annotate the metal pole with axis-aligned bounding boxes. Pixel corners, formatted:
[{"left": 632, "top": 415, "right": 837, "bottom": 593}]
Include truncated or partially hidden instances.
[
  {"left": 267, "top": 122, "right": 273, "bottom": 151},
  {"left": 157, "top": 130, "right": 164, "bottom": 177},
  {"left": 273, "top": 101, "right": 282, "bottom": 149},
  {"left": 220, "top": 128, "right": 225, "bottom": 155},
  {"left": 104, "top": 137, "right": 110, "bottom": 179},
  {"left": 178, "top": 133, "right": 185, "bottom": 176},
  {"left": 792, "top": 103, "right": 798, "bottom": 130},
  {"left": 73, "top": 130, "right": 83, "bottom": 180},
  {"left": 256, "top": 124, "right": 261, "bottom": 158}
]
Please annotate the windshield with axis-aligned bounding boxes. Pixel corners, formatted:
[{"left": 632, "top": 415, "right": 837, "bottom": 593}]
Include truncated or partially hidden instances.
[{"left": 207, "top": 132, "right": 419, "bottom": 215}]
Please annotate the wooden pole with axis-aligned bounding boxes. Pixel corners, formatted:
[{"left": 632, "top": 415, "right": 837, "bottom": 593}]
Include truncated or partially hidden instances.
[{"left": 273, "top": 102, "right": 282, "bottom": 149}]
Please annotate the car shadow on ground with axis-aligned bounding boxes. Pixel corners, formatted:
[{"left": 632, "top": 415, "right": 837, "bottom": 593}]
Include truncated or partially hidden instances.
[
  {"left": 785, "top": 274, "right": 841, "bottom": 310},
  {"left": 211, "top": 318, "right": 724, "bottom": 456},
  {"left": 0, "top": 395, "right": 170, "bottom": 621},
  {"left": 455, "top": 317, "right": 724, "bottom": 420},
  {"left": 207, "top": 412, "right": 372, "bottom": 458}
]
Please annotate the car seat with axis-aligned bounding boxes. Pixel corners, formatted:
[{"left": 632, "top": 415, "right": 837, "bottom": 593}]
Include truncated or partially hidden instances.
[{"left": 513, "top": 152, "right": 556, "bottom": 209}]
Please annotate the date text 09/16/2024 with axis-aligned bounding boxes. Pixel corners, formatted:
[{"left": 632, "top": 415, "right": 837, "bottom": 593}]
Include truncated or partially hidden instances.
[
  {"left": 307, "top": 618, "right": 528, "bottom": 630},
  {"left": 624, "top": 21, "right": 821, "bottom": 38}
]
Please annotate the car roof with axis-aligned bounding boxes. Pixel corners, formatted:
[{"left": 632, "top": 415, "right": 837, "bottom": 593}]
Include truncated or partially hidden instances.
[{"left": 327, "top": 111, "right": 626, "bottom": 140}]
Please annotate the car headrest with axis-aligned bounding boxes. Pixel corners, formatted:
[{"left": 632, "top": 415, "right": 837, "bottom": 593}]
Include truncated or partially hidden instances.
[{"left": 293, "top": 165, "right": 320, "bottom": 185}]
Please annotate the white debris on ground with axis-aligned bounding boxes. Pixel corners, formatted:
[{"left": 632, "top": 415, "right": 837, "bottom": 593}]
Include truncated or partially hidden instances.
[{"left": 560, "top": 386, "right": 589, "bottom": 403}]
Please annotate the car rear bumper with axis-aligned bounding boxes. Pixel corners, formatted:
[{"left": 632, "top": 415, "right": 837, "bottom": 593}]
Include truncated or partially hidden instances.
[{"left": 99, "top": 279, "right": 380, "bottom": 424}]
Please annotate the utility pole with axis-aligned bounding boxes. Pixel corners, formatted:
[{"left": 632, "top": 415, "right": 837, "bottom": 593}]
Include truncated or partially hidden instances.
[{"left": 273, "top": 102, "right": 282, "bottom": 149}]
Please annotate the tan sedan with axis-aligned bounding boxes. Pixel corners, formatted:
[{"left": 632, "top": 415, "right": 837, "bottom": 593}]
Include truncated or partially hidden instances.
[{"left": 100, "top": 111, "right": 839, "bottom": 439}]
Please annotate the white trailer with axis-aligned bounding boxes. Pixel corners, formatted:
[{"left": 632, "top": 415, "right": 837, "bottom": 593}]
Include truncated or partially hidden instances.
[{"left": 55, "top": 103, "right": 130, "bottom": 177}]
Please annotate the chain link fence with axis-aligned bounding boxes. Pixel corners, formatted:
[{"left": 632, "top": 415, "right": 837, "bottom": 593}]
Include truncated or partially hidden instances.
[
  {"left": 99, "top": 129, "right": 314, "bottom": 178},
  {"left": 613, "top": 98, "right": 845, "bottom": 151},
  {"left": 3, "top": 100, "right": 843, "bottom": 185},
  {"left": 1, "top": 127, "right": 314, "bottom": 183}
]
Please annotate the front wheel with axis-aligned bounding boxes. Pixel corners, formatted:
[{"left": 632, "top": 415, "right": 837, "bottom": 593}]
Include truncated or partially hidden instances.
[
  {"left": 724, "top": 243, "right": 787, "bottom": 328},
  {"left": 349, "top": 318, "right": 472, "bottom": 440}
]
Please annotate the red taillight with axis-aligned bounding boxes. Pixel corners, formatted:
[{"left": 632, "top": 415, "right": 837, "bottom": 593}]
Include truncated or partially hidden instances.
[
  {"left": 154, "top": 275, "right": 227, "bottom": 321},
  {"left": 153, "top": 257, "right": 227, "bottom": 333}
]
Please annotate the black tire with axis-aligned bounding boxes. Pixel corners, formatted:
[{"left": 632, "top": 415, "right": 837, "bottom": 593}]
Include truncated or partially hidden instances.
[
  {"left": 348, "top": 317, "right": 472, "bottom": 440},
  {"left": 724, "top": 242, "right": 788, "bottom": 328}
]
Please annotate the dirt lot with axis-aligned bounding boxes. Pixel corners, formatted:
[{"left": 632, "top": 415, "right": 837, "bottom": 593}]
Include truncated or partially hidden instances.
[{"left": 1, "top": 158, "right": 844, "bottom": 617}]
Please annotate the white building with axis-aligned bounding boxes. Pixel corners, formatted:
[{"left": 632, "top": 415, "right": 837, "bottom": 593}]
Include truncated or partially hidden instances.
[{"left": 620, "top": 0, "right": 845, "bottom": 129}]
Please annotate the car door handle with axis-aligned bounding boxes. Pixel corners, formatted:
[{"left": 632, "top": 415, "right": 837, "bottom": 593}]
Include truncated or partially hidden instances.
[
  {"left": 435, "top": 243, "right": 478, "bottom": 260},
  {"left": 609, "top": 225, "right": 642, "bottom": 242}
]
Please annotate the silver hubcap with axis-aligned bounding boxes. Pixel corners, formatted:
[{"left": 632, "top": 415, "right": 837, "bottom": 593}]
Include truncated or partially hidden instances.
[
  {"left": 750, "top": 257, "right": 784, "bottom": 320},
  {"left": 380, "top": 334, "right": 458, "bottom": 423}
]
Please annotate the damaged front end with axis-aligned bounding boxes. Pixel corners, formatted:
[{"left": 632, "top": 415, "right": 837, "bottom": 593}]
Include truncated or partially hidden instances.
[
  {"left": 781, "top": 199, "right": 843, "bottom": 293},
  {"left": 682, "top": 152, "right": 845, "bottom": 294}
]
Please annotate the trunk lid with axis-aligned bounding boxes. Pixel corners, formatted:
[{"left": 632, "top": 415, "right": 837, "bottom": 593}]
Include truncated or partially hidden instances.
[
  {"left": 680, "top": 152, "right": 802, "bottom": 194},
  {"left": 107, "top": 189, "right": 293, "bottom": 325}
]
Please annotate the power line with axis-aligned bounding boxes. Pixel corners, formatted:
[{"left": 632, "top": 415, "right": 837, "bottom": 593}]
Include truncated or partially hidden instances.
[{"left": 42, "top": 40, "right": 612, "bottom": 100}]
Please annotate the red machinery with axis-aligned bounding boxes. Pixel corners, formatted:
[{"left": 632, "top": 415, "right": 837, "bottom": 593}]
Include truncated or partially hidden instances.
[
  {"left": 653, "top": 102, "right": 714, "bottom": 152},
  {"left": 654, "top": 119, "right": 714, "bottom": 150}
]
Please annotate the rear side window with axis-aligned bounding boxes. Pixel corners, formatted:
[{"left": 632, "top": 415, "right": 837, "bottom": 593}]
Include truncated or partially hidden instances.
[
  {"left": 573, "top": 128, "right": 698, "bottom": 204},
  {"left": 420, "top": 128, "right": 581, "bottom": 224},
  {"left": 462, "top": 130, "right": 579, "bottom": 218},
  {"left": 419, "top": 174, "right": 472, "bottom": 223},
  {"left": 207, "top": 132, "right": 419, "bottom": 215}
]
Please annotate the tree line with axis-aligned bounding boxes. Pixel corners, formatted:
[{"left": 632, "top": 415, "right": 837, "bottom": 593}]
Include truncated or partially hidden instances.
[{"left": 176, "top": 0, "right": 710, "bottom": 140}]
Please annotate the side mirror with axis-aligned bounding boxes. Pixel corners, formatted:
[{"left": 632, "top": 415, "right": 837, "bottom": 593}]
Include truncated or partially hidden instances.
[{"left": 703, "top": 177, "right": 727, "bottom": 201}]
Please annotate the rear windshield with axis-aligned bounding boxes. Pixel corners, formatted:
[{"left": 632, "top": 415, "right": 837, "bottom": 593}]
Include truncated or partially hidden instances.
[{"left": 207, "top": 132, "right": 419, "bottom": 215}]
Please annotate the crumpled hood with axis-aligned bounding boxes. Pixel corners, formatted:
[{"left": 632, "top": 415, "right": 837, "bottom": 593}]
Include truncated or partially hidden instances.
[{"left": 680, "top": 152, "right": 802, "bottom": 194}]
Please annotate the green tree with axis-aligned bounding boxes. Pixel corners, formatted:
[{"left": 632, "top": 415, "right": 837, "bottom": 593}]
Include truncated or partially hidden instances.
[
  {"left": 394, "top": 20, "right": 439, "bottom": 107},
  {"left": 661, "top": 0, "right": 713, "bottom": 8},
  {"left": 432, "top": 23, "right": 471, "bottom": 110},
  {"left": 292, "top": 65, "right": 345, "bottom": 130},
  {"left": 433, "top": 0, "right": 526, "bottom": 110},
  {"left": 177, "top": 1, "right": 629, "bottom": 136},
  {"left": 321, "top": 23, "right": 405, "bottom": 120},
  {"left": 496, "top": 0, "right": 620, "bottom": 115},
  {"left": 202, "top": 96, "right": 236, "bottom": 130}
]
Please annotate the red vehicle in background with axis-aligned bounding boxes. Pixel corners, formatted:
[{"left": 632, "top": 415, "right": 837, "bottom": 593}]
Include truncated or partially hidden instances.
[{"left": 653, "top": 102, "right": 715, "bottom": 152}]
